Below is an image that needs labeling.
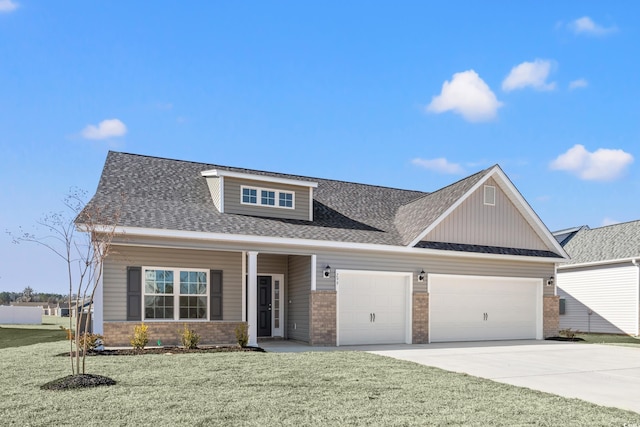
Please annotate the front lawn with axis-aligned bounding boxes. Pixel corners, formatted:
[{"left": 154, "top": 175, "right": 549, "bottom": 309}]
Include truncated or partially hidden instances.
[
  {"left": 0, "top": 315, "right": 70, "bottom": 349},
  {"left": 1, "top": 341, "right": 639, "bottom": 426},
  {"left": 577, "top": 333, "right": 640, "bottom": 346}
]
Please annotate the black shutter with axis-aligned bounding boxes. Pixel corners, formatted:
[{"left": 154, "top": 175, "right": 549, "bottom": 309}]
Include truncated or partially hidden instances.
[
  {"left": 210, "top": 270, "right": 223, "bottom": 320},
  {"left": 127, "top": 266, "right": 142, "bottom": 321}
]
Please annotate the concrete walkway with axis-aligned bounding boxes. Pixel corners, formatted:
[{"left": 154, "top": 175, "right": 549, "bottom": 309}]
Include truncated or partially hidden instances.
[{"left": 260, "top": 340, "right": 640, "bottom": 414}]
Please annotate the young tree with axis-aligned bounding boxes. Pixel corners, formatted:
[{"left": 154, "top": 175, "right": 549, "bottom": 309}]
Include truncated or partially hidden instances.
[{"left": 10, "top": 188, "right": 123, "bottom": 377}]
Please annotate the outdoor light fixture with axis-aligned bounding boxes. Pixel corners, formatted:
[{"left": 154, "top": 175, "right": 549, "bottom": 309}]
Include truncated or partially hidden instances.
[
  {"left": 418, "top": 270, "right": 425, "bottom": 282},
  {"left": 546, "top": 276, "right": 555, "bottom": 287},
  {"left": 323, "top": 265, "right": 331, "bottom": 278}
]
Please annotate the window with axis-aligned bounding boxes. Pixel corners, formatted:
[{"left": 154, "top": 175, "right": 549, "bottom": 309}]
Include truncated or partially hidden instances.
[
  {"left": 279, "top": 192, "right": 293, "bottom": 208},
  {"left": 241, "top": 185, "right": 295, "bottom": 209},
  {"left": 143, "top": 268, "right": 209, "bottom": 320},
  {"left": 242, "top": 188, "right": 257, "bottom": 204},
  {"left": 261, "top": 190, "right": 275, "bottom": 206},
  {"left": 484, "top": 185, "right": 496, "bottom": 206}
]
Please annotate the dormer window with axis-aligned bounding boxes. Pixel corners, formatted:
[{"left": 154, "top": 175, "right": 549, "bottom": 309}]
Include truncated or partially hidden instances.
[{"left": 242, "top": 185, "right": 295, "bottom": 209}]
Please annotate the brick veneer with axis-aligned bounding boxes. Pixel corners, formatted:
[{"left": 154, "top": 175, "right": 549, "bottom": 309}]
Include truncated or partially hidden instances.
[
  {"left": 103, "top": 321, "right": 245, "bottom": 347},
  {"left": 412, "top": 293, "right": 429, "bottom": 344},
  {"left": 309, "top": 290, "right": 336, "bottom": 346},
  {"left": 543, "top": 295, "right": 560, "bottom": 338}
]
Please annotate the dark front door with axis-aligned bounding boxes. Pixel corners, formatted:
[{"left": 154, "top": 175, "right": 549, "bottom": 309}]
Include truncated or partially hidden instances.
[{"left": 257, "top": 276, "right": 272, "bottom": 337}]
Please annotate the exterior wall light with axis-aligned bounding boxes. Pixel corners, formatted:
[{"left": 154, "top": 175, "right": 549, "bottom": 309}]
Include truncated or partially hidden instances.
[
  {"left": 323, "top": 265, "right": 331, "bottom": 278},
  {"left": 546, "top": 276, "right": 555, "bottom": 287},
  {"left": 418, "top": 270, "right": 425, "bottom": 282}
]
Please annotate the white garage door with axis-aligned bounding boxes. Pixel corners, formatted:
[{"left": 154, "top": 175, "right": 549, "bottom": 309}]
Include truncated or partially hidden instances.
[
  {"left": 337, "top": 270, "right": 412, "bottom": 346},
  {"left": 429, "top": 274, "right": 542, "bottom": 343}
]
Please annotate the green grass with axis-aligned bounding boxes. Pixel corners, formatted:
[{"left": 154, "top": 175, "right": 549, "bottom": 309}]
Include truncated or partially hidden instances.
[
  {"left": 0, "top": 316, "right": 70, "bottom": 349},
  {"left": 577, "top": 333, "right": 640, "bottom": 346},
  {"left": 1, "top": 341, "right": 639, "bottom": 426}
]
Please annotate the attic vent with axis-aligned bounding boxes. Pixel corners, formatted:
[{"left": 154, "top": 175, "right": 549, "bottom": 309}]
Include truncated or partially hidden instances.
[{"left": 484, "top": 185, "right": 496, "bottom": 206}]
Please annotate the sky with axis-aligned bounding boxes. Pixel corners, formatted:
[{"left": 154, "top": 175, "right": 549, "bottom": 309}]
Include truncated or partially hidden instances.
[{"left": 1, "top": 1, "right": 638, "bottom": 294}]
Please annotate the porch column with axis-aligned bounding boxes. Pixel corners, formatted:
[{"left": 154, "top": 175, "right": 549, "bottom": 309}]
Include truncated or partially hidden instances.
[
  {"left": 311, "top": 254, "right": 317, "bottom": 291},
  {"left": 247, "top": 251, "right": 258, "bottom": 347}
]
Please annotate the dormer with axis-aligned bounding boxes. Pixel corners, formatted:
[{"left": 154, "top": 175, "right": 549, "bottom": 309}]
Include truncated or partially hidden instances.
[{"left": 201, "top": 169, "right": 317, "bottom": 221}]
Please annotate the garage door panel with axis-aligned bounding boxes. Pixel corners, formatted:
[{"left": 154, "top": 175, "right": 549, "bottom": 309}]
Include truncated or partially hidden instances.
[
  {"left": 337, "top": 271, "right": 411, "bottom": 346},
  {"left": 429, "top": 274, "right": 541, "bottom": 343}
]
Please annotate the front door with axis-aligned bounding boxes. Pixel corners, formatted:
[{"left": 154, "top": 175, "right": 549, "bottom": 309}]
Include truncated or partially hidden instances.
[{"left": 257, "top": 276, "right": 272, "bottom": 337}]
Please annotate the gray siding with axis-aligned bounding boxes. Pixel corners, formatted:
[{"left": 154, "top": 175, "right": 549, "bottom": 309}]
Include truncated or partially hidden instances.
[
  {"left": 104, "top": 246, "right": 242, "bottom": 321},
  {"left": 110, "top": 236, "right": 557, "bottom": 300},
  {"left": 223, "top": 177, "right": 310, "bottom": 221},
  {"left": 426, "top": 178, "right": 548, "bottom": 251},
  {"left": 258, "top": 254, "right": 288, "bottom": 275},
  {"left": 315, "top": 247, "right": 556, "bottom": 296},
  {"left": 558, "top": 263, "right": 639, "bottom": 335},
  {"left": 287, "top": 255, "right": 310, "bottom": 342},
  {"left": 205, "top": 177, "right": 222, "bottom": 212}
]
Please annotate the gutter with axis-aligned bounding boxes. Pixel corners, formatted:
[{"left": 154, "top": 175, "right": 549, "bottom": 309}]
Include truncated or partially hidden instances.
[{"left": 558, "top": 257, "right": 640, "bottom": 270}]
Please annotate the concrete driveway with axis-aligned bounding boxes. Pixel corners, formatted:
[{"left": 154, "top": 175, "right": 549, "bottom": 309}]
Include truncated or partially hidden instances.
[{"left": 261, "top": 340, "right": 640, "bottom": 413}]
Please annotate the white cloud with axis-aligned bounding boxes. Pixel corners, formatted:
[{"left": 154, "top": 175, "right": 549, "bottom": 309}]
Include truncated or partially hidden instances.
[
  {"left": 601, "top": 217, "right": 620, "bottom": 226},
  {"left": 411, "top": 157, "right": 465, "bottom": 174},
  {"left": 502, "top": 59, "right": 556, "bottom": 92},
  {"left": 569, "top": 79, "right": 588, "bottom": 90},
  {"left": 426, "top": 70, "right": 502, "bottom": 122},
  {"left": 81, "top": 119, "right": 127, "bottom": 140},
  {"left": 570, "top": 16, "right": 617, "bottom": 36},
  {"left": 550, "top": 144, "right": 634, "bottom": 181},
  {"left": 0, "top": 0, "right": 18, "bottom": 12}
]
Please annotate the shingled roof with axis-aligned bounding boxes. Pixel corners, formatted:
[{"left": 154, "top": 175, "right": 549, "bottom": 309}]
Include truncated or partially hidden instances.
[
  {"left": 561, "top": 220, "right": 640, "bottom": 265},
  {"left": 81, "top": 151, "right": 560, "bottom": 258}
]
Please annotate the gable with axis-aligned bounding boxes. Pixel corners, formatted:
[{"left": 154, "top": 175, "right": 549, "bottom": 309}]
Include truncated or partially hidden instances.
[{"left": 423, "top": 177, "right": 549, "bottom": 251}]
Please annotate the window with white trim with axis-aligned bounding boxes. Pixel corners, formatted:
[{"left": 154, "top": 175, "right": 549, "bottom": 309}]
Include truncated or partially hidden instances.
[
  {"left": 484, "top": 185, "right": 496, "bottom": 206},
  {"left": 241, "top": 185, "right": 295, "bottom": 209},
  {"left": 143, "top": 268, "right": 209, "bottom": 320}
]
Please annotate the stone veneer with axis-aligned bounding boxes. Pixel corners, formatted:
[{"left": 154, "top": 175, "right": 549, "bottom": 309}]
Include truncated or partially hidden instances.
[
  {"left": 543, "top": 295, "right": 560, "bottom": 338},
  {"left": 412, "top": 293, "right": 429, "bottom": 344},
  {"left": 103, "top": 321, "right": 245, "bottom": 347},
  {"left": 309, "top": 290, "right": 336, "bottom": 346}
]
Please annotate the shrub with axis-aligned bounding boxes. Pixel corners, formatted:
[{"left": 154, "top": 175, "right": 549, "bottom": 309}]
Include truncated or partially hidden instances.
[
  {"left": 559, "top": 328, "right": 578, "bottom": 340},
  {"left": 130, "top": 323, "right": 149, "bottom": 350},
  {"left": 180, "top": 324, "right": 200, "bottom": 349},
  {"left": 78, "top": 333, "right": 104, "bottom": 351},
  {"left": 235, "top": 323, "right": 249, "bottom": 347}
]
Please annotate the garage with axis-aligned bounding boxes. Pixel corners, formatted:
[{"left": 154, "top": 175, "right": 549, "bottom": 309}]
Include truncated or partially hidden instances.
[
  {"left": 336, "top": 270, "right": 412, "bottom": 346},
  {"left": 429, "top": 274, "right": 543, "bottom": 343}
]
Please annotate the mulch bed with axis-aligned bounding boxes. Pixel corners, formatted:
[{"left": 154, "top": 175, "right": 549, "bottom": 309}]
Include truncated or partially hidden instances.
[
  {"left": 545, "top": 336, "right": 585, "bottom": 342},
  {"left": 41, "top": 374, "right": 116, "bottom": 391},
  {"left": 58, "top": 345, "right": 265, "bottom": 357}
]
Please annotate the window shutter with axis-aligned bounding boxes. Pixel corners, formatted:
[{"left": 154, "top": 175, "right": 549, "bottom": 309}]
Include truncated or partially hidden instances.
[
  {"left": 127, "top": 266, "right": 142, "bottom": 321},
  {"left": 210, "top": 270, "right": 223, "bottom": 320}
]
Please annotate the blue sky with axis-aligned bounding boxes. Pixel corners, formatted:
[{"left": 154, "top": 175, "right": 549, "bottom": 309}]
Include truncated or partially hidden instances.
[{"left": 1, "top": 1, "right": 638, "bottom": 294}]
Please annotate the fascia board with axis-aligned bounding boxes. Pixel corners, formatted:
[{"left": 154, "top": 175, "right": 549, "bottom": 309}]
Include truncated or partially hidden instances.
[
  {"left": 201, "top": 169, "right": 318, "bottom": 188},
  {"left": 491, "top": 167, "right": 569, "bottom": 259},
  {"left": 558, "top": 257, "right": 640, "bottom": 270},
  {"left": 84, "top": 224, "right": 565, "bottom": 264}
]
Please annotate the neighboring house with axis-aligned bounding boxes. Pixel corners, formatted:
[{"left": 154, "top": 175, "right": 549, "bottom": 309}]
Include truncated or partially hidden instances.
[
  {"left": 554, "top": 221, "right": 640, "bottom": 336},
  {"left": 80, "top": 151, "right": 568, "bottom": 347},
  {"left": 10, "top": 301, "right": 55, "bottom": 316}
]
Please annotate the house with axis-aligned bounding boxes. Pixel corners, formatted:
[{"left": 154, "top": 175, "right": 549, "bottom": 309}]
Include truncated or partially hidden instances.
[
  {"left": 554, "top": 221, "right": 640, "bottom": 336},
  {"left": 80, "top": 151, "right": 568, "bottom": 347},
  {"left": 9, "top": 301, "right": 55, "bottom": 316}
]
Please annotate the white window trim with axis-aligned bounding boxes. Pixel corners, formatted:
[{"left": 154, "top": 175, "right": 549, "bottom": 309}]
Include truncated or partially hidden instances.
[
  {"left": 484, "top": 185, "right": 496, "bottom": 206},
  {"left": 142, "top": 266, "right": 210, "bottom": 322},
  {"left": 240, "top": 185, "right": 295, "bottom": 210}
]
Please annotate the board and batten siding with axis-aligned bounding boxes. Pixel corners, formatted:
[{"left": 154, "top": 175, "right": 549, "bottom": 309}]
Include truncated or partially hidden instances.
[
  {"left": 425, "top": 177, "right": 548, "bottom": 251},
  {"left": 287, "top": 255, "right": 310, "bottom": 342},
  {"left": 223, "top": 177, "right": 310, "bottom": 221},
  {"left": 558, "top": 263, "right": 640, "bottom": 335},
  {"left": 103, "top": 245, "right": 243, "bottom": 322},
  {"left": 205, "top": 177, "right": 222, "bottom": 212}
]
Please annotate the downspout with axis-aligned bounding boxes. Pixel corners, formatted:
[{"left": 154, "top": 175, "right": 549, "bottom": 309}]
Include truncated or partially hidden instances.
[{"left": 633, "top": 259, "right": 640, "bottom": 336}]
